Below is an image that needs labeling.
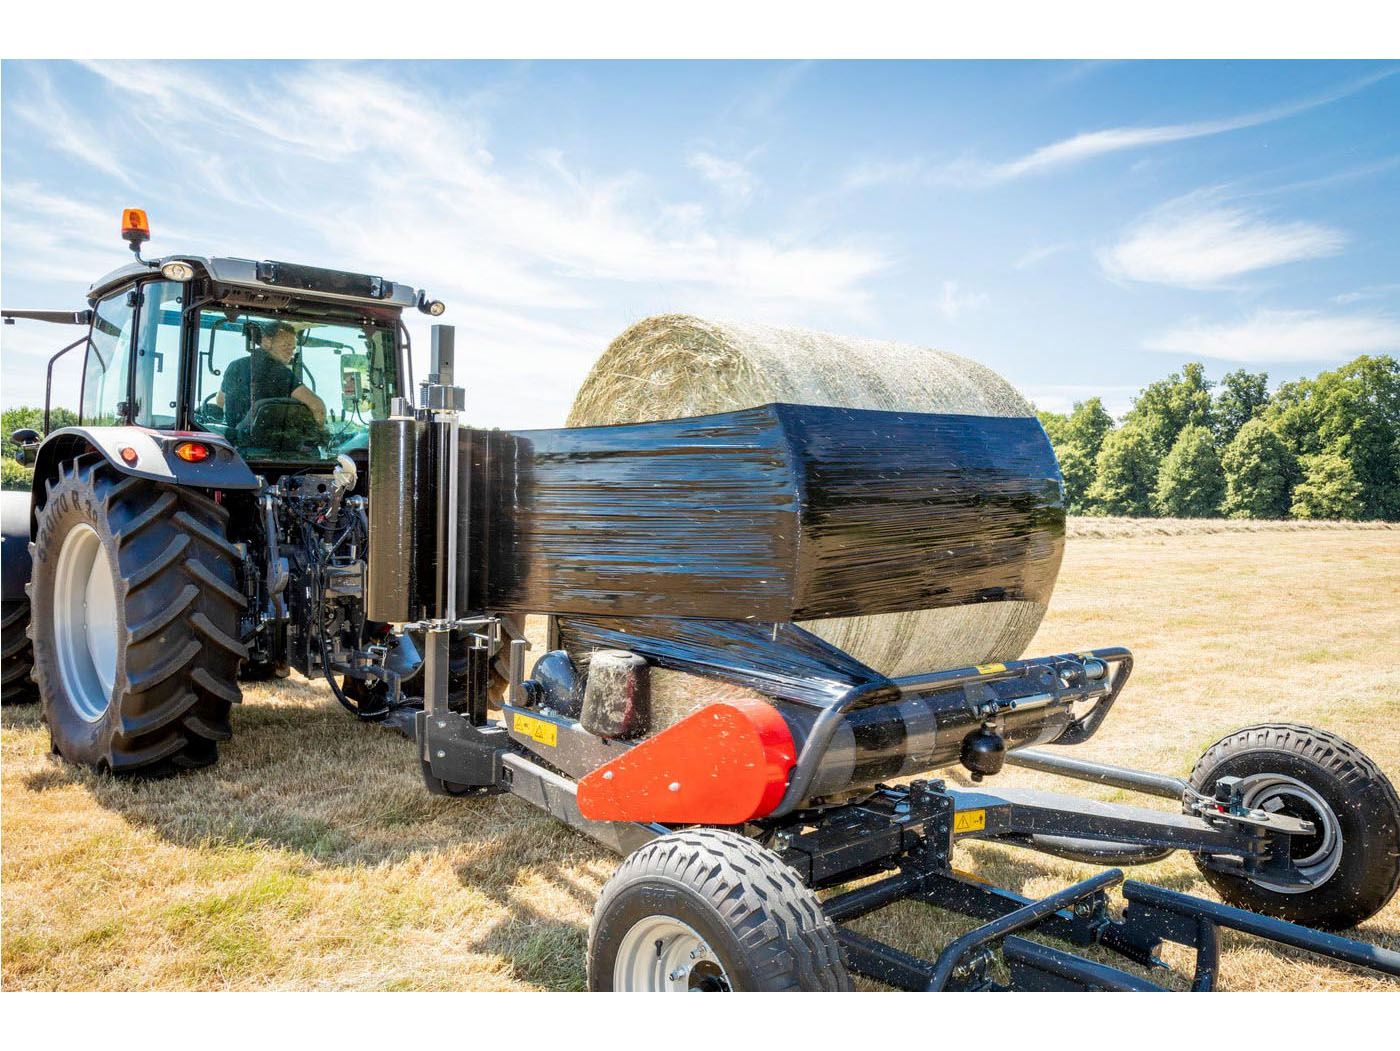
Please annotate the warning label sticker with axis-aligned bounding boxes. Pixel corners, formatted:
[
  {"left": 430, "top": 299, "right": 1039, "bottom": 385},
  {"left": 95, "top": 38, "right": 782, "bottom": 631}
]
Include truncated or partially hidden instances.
[
  {"left": 953, "top": 809, "right": 987, "bottom": 834},
  {"left": 513, "top": 712, "right": 558, "bottom": 747}
]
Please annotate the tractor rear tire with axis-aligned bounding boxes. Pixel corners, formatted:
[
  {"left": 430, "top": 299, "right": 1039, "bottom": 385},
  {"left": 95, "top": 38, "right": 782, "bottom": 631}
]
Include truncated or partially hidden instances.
[
  {"left": 2, "top": 597, "right": 38, "bottom": 703},
  {"left": 30, "top": 455, "right": 246, "bottom": 775},
  {"left": 1189, "top": 723, "right": 1400, "bottom": 930},
  {"left": 588, "top": 828, "right": 851, "bottom": 991}
]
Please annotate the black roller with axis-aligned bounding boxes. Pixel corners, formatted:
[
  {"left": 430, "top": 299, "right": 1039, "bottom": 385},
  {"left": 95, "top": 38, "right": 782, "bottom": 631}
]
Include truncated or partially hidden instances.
[{"left": 367, "top": 415, "right": 427, "bottom": 623}]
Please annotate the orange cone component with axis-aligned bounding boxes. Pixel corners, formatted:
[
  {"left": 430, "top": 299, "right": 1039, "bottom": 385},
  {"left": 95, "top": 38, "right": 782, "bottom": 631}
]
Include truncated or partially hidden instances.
[{"left": 577, "top": 699, "right": 796, "bottom": 825}]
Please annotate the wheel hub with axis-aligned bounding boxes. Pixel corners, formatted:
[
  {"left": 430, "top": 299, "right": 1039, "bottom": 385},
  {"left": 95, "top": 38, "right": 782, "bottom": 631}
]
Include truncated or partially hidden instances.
[
  {"left": 52, "top": 523, "right": 118, "bottom": 722},
  {"left": 613, "top": 916, "right": 731, "bottom": 991},
  {"left": 1240, "top": 774, "right": 1344, "bottom": 894}
]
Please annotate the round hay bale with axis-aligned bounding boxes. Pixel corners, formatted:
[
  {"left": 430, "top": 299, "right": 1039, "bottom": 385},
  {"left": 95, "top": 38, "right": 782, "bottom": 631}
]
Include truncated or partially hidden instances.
[{"left": 567, "top": 314, "right": 1053, "bottom": 678}]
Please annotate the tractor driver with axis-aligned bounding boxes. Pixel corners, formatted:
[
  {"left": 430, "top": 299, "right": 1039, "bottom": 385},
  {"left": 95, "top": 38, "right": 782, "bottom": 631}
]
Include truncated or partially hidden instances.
[{"left": 215, "top": 321, "right": 327, "bottom": 430}]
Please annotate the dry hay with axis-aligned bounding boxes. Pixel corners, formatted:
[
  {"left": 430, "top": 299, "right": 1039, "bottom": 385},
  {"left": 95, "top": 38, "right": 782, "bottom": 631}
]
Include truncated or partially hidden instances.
[
  {"left": 1069, "top": 516, "right": 1399, "bottom": 540},
  {"left": 567, "top": 314, "right": 1051, "bottom": 677}
]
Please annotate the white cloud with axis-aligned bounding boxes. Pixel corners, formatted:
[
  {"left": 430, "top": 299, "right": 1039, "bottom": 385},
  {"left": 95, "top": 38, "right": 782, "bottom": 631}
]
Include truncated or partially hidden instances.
[
  {"left": 6, "top": 62, "right": 890, "bottom": 426},
  {"left": 1333, "top": 283, "right": 1400, "bottom": 305},
  {"left": 1145, "top": 310, "right": 1400, "bottom": 363},
  {"left": 687, "top": 151, "right": 755, "bottom": 201},
  {"left": 1014, "top": 242, "right": 1073, "bottom": 271},
  {"left": 935, "top": 280, "right": 988, "bottom": 320},
  {"left": 11, "top": 72, "right": 133, "bottom": 186},
  {"left": 844, "top": 68, "right": 1396, "bottom": 189},
  {"left": 65, "top": 63, "right": 884, "bottom": 311},
  {"left": 1102, "top": 201, "right": 1345, "bottom": 287}
]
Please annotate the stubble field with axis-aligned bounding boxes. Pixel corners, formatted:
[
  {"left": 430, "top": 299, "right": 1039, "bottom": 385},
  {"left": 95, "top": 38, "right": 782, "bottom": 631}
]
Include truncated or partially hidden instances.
[{"left": 3, "top": 519, "right": 1397, "bottom": 990}]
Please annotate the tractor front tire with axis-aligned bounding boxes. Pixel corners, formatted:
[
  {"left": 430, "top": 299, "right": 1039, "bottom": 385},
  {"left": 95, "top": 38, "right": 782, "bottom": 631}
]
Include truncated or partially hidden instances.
[
  {"left": 30, "top": 455, "right": 246, "bottom": 775},
  {"left": 588, "top": 828, "right": 851, "bottom": 991},
  {"left": 1189, "top": 722, "right": 1400, "bottom": 930},
  {"left": 2, "top": 597, "right": 38, "bottom": 703}
]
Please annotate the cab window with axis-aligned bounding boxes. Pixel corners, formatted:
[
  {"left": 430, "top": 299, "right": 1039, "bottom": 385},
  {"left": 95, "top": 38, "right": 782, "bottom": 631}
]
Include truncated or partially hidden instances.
[
  {"left": 132, "top": 281, "right": 184, "bottom": 429},
  {"left": 192, "top": 308, "right": 400, "bottom": 462},
  {"left": 82, "top": 289, "right": 136, "bottom": 425}
]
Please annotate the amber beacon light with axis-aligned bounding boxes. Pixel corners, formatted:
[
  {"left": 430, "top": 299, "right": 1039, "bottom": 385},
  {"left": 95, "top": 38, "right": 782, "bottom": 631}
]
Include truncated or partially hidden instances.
[{"left": 121, "top": 208, "right": 150, "bottom": 246}]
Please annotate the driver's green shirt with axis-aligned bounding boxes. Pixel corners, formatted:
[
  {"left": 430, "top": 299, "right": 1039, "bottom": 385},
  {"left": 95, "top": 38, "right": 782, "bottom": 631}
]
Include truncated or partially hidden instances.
[{"left": 221, "top": 353, "right": 296, "bottom": 427}]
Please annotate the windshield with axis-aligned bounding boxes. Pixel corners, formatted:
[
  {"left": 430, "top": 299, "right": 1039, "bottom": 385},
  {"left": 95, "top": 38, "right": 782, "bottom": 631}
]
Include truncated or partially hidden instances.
[{"left": 192, "top": 307, "right": 400, "bottom": 461}]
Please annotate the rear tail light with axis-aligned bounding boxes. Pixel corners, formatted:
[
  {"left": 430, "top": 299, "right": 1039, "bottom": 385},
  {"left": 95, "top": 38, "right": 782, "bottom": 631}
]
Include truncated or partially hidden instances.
[{"left": 173, "top": 441, "right": 210, "bottom": 463}]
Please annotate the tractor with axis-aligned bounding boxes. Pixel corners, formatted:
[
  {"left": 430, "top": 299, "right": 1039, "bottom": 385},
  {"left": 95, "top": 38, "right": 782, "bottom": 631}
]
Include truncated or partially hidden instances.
[
  {"left": 3, "top": 209, "right": 455, "bottom": 772},
  {"left": 4, "top": 210, "right": 1400, "bottom": 991}
]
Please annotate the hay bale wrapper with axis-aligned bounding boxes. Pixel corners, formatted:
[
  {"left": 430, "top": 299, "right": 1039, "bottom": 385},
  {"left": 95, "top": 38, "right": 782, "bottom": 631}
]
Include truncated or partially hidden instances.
[{"left": 4, "top": 215, "right": 1399, "bottom": 991}]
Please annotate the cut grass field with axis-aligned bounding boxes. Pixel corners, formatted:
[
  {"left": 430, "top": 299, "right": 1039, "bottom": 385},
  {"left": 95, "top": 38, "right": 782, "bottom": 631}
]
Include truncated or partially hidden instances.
[{"left": 3, "top": 519, "right": 1398, "bottom": 990}]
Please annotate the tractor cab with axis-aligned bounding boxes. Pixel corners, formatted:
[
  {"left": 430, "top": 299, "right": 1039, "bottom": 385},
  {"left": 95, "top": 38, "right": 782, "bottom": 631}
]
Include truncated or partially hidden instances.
[{"left": 8, "top": 209, "right": 444, "bottom": 473}]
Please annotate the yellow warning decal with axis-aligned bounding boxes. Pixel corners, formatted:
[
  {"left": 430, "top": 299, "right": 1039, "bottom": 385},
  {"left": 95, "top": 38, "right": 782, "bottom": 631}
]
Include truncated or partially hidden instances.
[
  {"left": 974, "top": 663, "right": 1006, "bottom": 676},
  {"left": 953, "top": 809, "right": 987, "bottom": 834},
  {"left": 513, "top": 712, "right": 558, "bottom": 747}
]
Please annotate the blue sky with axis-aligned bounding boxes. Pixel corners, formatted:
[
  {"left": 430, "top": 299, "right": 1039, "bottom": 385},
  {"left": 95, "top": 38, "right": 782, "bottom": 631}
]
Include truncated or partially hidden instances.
[{"left": 2, "top": 59, "right": 1398, "bottom": 426}]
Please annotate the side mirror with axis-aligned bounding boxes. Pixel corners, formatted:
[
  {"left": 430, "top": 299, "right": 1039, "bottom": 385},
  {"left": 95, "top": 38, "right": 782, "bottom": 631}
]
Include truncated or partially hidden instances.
[{"left": 10, "top": 428, "right": 40, "bottom": 465}]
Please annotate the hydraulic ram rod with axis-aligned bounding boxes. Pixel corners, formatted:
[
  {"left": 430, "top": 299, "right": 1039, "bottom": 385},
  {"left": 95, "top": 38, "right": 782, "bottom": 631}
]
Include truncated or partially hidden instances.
[{"left": 1004, "top": 748, "right": 1188, "bottom": 800}]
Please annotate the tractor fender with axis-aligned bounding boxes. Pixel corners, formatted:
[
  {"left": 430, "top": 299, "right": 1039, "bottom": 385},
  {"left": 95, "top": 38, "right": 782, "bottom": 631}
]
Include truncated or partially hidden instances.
[
  {"left": 1, "top": 490, "right": 32, "bottom": 601},
  {"left": 27, "top": 426, "right": 259, "bottom": 534}
]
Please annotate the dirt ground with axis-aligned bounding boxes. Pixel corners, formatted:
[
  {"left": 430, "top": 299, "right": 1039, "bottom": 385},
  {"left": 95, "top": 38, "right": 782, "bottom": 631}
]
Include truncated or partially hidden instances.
[{"left": 3, "top": 519, "right": 1398, "bottom": 990}]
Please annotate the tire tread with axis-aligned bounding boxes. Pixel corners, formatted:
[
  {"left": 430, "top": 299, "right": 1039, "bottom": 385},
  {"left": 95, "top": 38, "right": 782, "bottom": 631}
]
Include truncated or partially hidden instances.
[
  {"left": 30, "top": 459, "right": 244, "bottom": 774},
  {"left": 589, "top": 828, "right": 851, "bottom": 991},
  {"left": 1189, "top": 722, "right": 1400, "bottom": 928}
]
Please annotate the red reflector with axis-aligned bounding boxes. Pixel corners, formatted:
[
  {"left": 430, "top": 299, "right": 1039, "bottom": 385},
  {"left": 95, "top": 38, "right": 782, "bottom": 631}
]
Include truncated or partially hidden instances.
[
  {"left": 173, "top": 441, "right": 210, "bottom": 463},
  {"left": 576, "top": 699, "right": 796, "bottom": 825},
  {"left": 118, "top": 446, "right": 138, "bottom": 465}
]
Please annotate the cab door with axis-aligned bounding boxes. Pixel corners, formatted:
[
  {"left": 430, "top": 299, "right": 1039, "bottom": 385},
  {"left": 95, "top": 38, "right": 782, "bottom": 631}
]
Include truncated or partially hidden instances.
[{"left": 80, "top": 287, "right": 137, "bottom": 426}]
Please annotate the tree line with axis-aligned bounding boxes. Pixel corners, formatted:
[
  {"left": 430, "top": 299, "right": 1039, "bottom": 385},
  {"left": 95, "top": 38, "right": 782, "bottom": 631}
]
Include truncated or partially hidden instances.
[{"left": 1036, "top": 354, "right": 1400, "bottom": 520}]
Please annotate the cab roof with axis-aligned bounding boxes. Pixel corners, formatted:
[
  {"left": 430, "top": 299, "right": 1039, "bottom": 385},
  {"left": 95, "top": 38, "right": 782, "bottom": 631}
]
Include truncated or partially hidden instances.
[{"left": 87, "top": 255, "right": 426, "bottom": 312}]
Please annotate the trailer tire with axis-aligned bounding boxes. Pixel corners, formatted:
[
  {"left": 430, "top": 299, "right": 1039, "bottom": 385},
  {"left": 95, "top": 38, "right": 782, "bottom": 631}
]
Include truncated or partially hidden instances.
[
  {"left": 1189, "top": 723, "right": 1400, "bottom": 929},
  {"left": 588, "top": 828, "right": 851, "bottom": 991},
  {"left": 30, "top": 455, "right": 245, "bottom": 775},
  {"left": 3, "top": 597, "right": 39, "bottom": 703}
]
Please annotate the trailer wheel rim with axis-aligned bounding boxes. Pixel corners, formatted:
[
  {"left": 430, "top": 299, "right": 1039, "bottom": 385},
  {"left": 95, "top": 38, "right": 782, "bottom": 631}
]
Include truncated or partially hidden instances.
[
  {"left": 612, "top": 915, "right": 732, "bottom": 991},
  {"left": 53, "top": 522, "right": 118, "bottom": 722},
  {"left": 1239, "top": 774, "right": 1343, "bottom": 894}
]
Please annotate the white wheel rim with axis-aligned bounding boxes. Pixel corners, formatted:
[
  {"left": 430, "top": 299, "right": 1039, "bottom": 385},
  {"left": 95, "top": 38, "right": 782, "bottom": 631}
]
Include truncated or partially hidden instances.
[
  {"left": 613, "top": 916, "right": 731, "bottom": 991},
  {"left": 53, "top": 523, "right": 118, "bottom": 722},
  {"left": 1239, "top": 774, "right": 1344, "bottom": 894}
]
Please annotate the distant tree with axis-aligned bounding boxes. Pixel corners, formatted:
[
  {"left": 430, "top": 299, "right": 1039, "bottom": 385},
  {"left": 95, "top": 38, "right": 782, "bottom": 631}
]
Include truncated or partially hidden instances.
[
  {"left": 1124, "top": 362, "right": 1214, "bottom": 455},
  {"left": 1, "top": 459, "right": 33, "bottom": 492},
  {"left": 2, "top": 406, "right": 78, "bottom": 492},
  {"left": 1087, "top": 422, "right": 1160, "bottom": 516},
  {"left": 1291, "top": 445, "right": 1365, "bottom": 520},
  {"left": 1213, "top": 368, "right": 1270, "bottom": 447},
  {"left": 1038, "top": 399, "right": 1116, "bottom": 514},
  {"left": 1154, "top": 424, "right": 1224, "bottom": 518},
  {"left": 1, "top": 405, "right": 79, "bottom": 460},
  {"left": 1221, "top": 418, "right": 1297, "bottom": 519},
  {"left": 1055, "top": 441, "right": 1097, "bottom": 514},
  {"left": 1064, "top": 398, "right": 1114, "bottom": 458},
  {"left": 1266, "top": 355, "right": 1400, "bottom": 520},
  {"left": 1036, "top": 409, "right": 1069, "bottom": 446}
]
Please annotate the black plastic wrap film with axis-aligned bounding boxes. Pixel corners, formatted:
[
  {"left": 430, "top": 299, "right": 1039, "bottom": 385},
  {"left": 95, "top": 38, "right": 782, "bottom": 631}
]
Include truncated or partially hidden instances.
[{"left": 465, "top": 403, "right": 1064, "bottom": 624}]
